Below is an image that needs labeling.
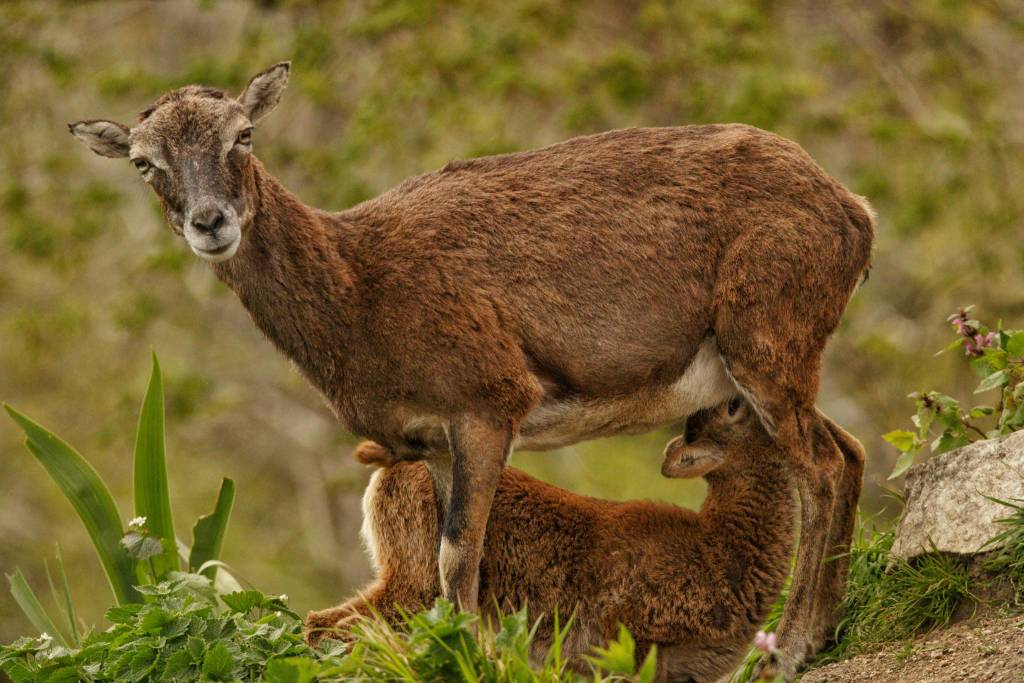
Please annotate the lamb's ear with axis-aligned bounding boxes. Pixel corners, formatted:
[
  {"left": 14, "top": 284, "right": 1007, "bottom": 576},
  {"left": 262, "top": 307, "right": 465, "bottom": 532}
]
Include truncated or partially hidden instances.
[
  {"left": 238, "top": 61, "right": 290, "bottom": 123},
  {"left": 68, "top": 120, "right": 131, "bottom": 158},
  {"left": 661, "top": 438, "right": 724, "bottom": 479}
]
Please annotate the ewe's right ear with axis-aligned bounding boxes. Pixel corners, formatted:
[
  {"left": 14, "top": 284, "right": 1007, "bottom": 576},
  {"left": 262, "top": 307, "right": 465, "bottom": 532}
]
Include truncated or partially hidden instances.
[
  {"left": 68, "top": 120, "right": 131, "bottom": 158},
  {"left": 238, "top": 61, "right": 291, "bottom": 123},
  {"left": 661, "top": 438, "right": 724, "bottom": 479}
]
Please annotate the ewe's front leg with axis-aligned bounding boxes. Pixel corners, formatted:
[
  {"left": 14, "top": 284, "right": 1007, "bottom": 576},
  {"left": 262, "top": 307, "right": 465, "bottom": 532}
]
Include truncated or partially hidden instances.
[{"left": 437, "top": 414, "right": 512, "bottom": 612}]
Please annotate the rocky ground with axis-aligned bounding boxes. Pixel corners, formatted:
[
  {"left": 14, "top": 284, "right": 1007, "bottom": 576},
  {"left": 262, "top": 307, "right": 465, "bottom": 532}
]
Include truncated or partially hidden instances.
[{"left": 801, "top": 614, "right": 1024, "bottom": 683}]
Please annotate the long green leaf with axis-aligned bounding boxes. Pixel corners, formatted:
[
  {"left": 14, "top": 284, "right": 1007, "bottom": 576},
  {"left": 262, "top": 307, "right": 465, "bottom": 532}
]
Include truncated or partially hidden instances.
[
  {"left": 7, "top": 569, "right": 68, "bottom": 646},
  {"left": 132, "top": 354, "right": 179, "bottom": 578},
  {"left": 190, "top": 478, "right": 236, "bottom": 580},
  {"left": 4, "top": 404, "right": 138, "bottom": 605}
]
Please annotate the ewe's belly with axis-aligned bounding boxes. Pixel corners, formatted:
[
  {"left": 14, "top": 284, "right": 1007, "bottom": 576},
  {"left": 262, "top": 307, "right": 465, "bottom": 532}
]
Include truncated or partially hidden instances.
[{"left": 517, "top": 338, "right": 735, "bottom": 451}]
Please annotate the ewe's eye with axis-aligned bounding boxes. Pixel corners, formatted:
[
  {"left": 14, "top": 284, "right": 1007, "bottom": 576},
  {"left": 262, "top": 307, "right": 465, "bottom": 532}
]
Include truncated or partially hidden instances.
[
  {"left": 131, "top": 158, "right": 150, "bottom": 173},
  {"left": 236, "top": 128, "right": 253, "bottom": 146}
]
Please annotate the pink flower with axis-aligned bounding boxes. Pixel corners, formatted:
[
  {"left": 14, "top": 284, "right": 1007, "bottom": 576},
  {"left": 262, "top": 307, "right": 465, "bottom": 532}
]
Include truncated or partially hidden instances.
[
  {"left": 754, "top": 630, "right": 778, "bottom": 654},
  {"left": 985, "top": 331, "right": 998, "bottom": 348},
  {"left": 952, "top": 318, "right": 967, "bottom": 335}
]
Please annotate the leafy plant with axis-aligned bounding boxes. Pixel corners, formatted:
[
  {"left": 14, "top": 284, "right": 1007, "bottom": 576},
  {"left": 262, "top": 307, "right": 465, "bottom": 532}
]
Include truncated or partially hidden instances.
[
  {"left": 883, "top": 307, "right": 1024, "bottom": 478},
  {"left": 3, "top": 354, "right": 238, "bottom": 642},
  {"left": 0, "top": 577, "right": 655, "bottom": 683}
]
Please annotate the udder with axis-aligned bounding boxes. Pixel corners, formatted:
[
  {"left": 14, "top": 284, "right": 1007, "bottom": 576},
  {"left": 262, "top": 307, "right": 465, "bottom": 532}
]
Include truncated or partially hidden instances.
[{"left": 517, "top": 338, "right": 736, "bottom": 451}]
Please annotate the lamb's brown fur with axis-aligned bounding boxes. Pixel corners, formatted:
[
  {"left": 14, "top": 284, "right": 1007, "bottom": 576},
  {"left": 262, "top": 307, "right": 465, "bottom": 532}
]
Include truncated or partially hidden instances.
[
  {"left": 69, "top": 63, "right": 873, "bottom": 674},
  {"left": 308, "top": 399, "right": 796, "bottom": 683}
]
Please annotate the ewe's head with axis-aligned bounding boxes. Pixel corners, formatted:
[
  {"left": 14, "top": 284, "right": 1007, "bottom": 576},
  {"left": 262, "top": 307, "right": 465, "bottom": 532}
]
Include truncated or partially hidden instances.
[
  {"left": 661, "top": 396, "right": 771, "bottom": 479},
  {"left": 68, "top": 62, "right": 290, "bottom": 262}
]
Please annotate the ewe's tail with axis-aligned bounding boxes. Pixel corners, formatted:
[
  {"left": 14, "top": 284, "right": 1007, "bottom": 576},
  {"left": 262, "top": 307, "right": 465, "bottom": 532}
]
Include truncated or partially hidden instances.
[
  {"left": 837, "top": 190, "right": 877, "bottom": 286},
  {"left": 353, "top": 441, "right": 401, "bottom": 467}
]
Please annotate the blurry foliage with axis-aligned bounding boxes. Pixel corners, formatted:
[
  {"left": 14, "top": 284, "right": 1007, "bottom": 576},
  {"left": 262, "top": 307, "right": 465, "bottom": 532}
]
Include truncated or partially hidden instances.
[{"left": 0, "top": 0, "right": 1022, "bottom": 645}]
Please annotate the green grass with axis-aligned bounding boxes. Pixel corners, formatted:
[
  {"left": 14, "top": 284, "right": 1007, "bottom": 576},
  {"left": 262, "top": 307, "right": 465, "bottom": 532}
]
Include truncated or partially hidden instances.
[{"left": 983, "top": 497, "right": 1024, "bottom": 605}]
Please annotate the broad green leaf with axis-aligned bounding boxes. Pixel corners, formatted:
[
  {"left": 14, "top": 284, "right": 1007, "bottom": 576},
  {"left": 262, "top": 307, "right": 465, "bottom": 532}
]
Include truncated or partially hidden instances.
[
  {"left": 888, "top": 448, "right": 918, "bottom": 480},
  {"left": 1006, "top": 331, "right": 1024, "bottom": 357},
  {"left": 932, "top": 431, "right": 971, "bottom": 453},
  {"left": 7, "top": 569, "right": 68, "bottom": 647},
  {"left": 202, "top": 642, "right": 236, "bottom": 680},
  {"left": 160, "top": 649, "right": 194, "bottom": 679},
  {"left": 975, "top": 369, "right": 1008, "bottom": 394},
  {"left": 969, "top": 406, "right": 995, "bottom": 419},
  {"left": 221, "top": 590, "right": 266, "bottom": 614},
  {"left": 105, "top": 604, "right": 143, "bottom": 624},
  {"left": 937, "top": 405, "right": 965, "bottom": 431},
  {"left": 189, "top": 478, "right": 235, "bottom": 580},
  {"left": 934, "top": 337, "right": 965, "bottom": 356},
  {"left": 132, "top": 354, "right": 179, "bottom": 578},
  {"left": 266, "top": 658, "right": 322, "bottom": 683},
  {"left": 882, "top": 430, "right": 916, "bottom": 452},
  {"left": 4, "top": 405, "right": 138, "bottom": 605}
]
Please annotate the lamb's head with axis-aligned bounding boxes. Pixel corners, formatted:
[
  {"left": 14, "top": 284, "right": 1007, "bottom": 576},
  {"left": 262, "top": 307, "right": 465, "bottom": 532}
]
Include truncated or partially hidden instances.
[
  {"left": 661, "top": 396, "right": 773, "bottom": 479},
  {"left": 68, "top": 62, "right": 290, "bottom": 262}
]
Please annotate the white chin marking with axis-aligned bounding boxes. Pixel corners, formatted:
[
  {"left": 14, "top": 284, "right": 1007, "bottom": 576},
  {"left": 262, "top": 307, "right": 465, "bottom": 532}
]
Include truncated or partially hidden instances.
[{"left": 190, "top": 237, "right": 240, "bottom": 262}]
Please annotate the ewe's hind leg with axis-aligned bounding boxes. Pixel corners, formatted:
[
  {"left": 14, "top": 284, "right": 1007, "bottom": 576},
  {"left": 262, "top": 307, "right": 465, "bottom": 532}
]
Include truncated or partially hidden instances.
[
  {"left": 812, "top": 412, "right": 865, "bottom": 639},
  {"left": 714, "top": 221, "right": 864, "bottom": 676}
]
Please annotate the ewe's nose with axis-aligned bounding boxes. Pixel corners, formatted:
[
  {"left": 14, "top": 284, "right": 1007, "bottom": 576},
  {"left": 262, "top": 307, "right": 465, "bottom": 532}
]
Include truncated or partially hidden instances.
[{"left": 191, "top": 207, "right": 225, "bottom": 235}]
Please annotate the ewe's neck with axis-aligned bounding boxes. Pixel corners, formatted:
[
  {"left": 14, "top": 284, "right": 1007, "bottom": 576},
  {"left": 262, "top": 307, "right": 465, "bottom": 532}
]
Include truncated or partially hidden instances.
[{"left": 212, "top": 159, "right": 356, "bottom": 402}]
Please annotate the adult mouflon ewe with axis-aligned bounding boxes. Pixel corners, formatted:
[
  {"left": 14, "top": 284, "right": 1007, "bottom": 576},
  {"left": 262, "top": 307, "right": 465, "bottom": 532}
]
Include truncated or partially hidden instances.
[
  {"left": 306, "top": 397, "right": 841, "bottom": 682},
  {"left": 69, "top": 61, "right": 872, "bottom": 675}
]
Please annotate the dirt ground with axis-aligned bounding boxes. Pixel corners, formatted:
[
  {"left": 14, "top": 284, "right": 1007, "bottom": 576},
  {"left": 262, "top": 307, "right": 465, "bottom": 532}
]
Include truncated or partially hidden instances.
[{"left": 800, "top": 614, "right": 1024, "bottom": 683}]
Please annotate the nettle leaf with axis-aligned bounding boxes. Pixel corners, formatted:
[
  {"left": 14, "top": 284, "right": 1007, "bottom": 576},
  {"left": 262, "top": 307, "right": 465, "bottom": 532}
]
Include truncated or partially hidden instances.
[
  {"left": 932, "top": 432, "right": 971, "bottom": 454},
  {"left": 937, "top": 406, "right": 965, "bottom": 431},
  {"left": 160, "top": 648, "right": 194, "bottom": 679},
  {"left": 1006, "top": 330, "right": 1024, "bottom": 357},
  {"left": 975, "top": 369, "right": 1008, "bottom": 394},
  {"left": 139, "top": 606, "right": 173, "bottom": 633},
  {"left": 266, "top": 657, "right": 321, "bottom": 683},
  {"left": 221, "top": 590, "right": 266, "bottom": 614},
  {"left": 888, "top": 447, "right": 919, "bottom": 480},
  {"left": 202, "top": 642, "right": 236, "bottom": 680},
  {"left": 914, "top": 402, "right": 936, "bottom": 439},
  {"left": 935, "top": 336, "right": 965, "bottom": 356},
  {"left": 186, "top": 635, "right": 206, "bottom": 661},
  {"left": 105, "top": 604, "right": 143, "bottom": 624},
  {"left": 882, "top": 430, "right": 917, "bottom": 452},
  {"left": 129, "top": 643, "right": 157, "bottom": 681},
  {"left": 969, "top": 406, "right": 995, "bottom": 419}
]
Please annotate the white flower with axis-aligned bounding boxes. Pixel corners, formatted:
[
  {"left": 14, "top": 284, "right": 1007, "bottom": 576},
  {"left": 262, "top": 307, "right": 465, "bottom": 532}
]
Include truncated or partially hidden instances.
[
  {"left": 39, "top": 632, "right": 52, "bottom": 643},
  {"left": 127, "top": 516, "right": 147, "bottom": 528},
  {"left": 279, "top": 594, "right": 289, "bottom": 601}
]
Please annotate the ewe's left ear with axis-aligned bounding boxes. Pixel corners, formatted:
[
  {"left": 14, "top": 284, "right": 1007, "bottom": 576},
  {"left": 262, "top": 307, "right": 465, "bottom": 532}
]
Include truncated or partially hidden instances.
[
  {"left": 68, "top": 120, "right": 131, "bottom": 158},
  {"left": 238, "top": 61, "right": 290, "bottom": 123}
]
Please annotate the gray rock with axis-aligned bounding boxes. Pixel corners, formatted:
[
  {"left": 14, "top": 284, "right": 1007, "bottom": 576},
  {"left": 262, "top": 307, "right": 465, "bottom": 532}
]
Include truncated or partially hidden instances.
[{"left": 890, "top": 430, "right": 1024, "bottom": 561}]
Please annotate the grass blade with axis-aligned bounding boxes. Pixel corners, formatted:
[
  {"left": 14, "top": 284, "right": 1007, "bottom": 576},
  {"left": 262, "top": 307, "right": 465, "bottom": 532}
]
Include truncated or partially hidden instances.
[
  {"left": 7, "top": 569, "right": 68, "bottom": 646},
  {"left": 189, "top": 478, "right": 236, "bottom": 580},
  {"left": 54, "top": 546, "right": 79, "bottom": 646},
  {"left": 4, "top": 404, "right": 138, "bottom": 605},
  {"left": 132, "top": 354, "right": 179, "bottom": 578}
]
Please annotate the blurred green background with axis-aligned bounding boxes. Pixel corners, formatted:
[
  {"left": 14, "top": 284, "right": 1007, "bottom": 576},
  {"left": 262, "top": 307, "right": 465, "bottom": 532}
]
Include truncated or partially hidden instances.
[{"left": 1, "top": 0, "right": 1022, "bottom": 644}]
